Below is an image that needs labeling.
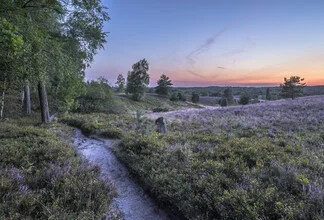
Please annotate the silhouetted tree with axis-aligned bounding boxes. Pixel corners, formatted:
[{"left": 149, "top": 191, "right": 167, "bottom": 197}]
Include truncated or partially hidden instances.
[{"left": 280, "top": 76, "right": 306, "bottom": 99}]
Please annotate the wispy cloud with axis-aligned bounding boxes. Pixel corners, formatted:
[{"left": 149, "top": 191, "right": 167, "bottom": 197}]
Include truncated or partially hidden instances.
[
  {"left": 186, "top": 27, "right": 227, "bottom": 65},
  {"left": 187, "top": 70, "right": 204, "bottom": 78},
  {"left": 217, "top": 66, "right": 226, "bottom": 69}
]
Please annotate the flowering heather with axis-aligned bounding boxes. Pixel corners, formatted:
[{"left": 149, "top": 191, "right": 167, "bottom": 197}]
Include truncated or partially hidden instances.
[
  {"left": 116, "top": 95, "right": 324, "bottom": 219},
  {"left": 149, "top": 95, "right": 324, "bottom": 136},
  {"left": 0, "top": 123, "right": 117, "bottom": 219}
]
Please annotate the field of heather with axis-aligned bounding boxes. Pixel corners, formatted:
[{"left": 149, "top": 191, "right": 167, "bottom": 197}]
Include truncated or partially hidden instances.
[{"left": 116, "top": 95, "right": 324, "bottom": 219}]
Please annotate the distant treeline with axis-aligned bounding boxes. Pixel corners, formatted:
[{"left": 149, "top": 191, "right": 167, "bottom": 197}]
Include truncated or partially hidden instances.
[{"left": 157, "top": 85, "right": 324, "bottom": 100}]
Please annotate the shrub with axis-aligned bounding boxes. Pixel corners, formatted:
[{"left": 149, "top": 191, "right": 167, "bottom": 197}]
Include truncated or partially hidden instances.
[
  {"left": 191, "top": 92, "right": 199, "bottom": 103},
  {"left": 239, "top": 93, "right": 250, "bottom": 105}
]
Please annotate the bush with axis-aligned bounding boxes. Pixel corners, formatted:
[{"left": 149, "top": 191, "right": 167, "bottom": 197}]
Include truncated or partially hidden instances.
[{"left": 239, "top": 93, "right": 250, "bottom": 105}]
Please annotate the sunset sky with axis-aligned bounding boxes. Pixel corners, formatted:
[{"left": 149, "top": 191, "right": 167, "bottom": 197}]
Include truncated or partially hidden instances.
[{"left": 86, "top": 0, "right": 324, "bottom": 87}]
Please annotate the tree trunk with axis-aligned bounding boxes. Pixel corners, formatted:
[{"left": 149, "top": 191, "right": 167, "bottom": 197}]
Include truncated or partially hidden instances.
[
  {"left": 24, "top": 80, "right": 31, "bottom": 114},
  {"left": 0, "top": 78, "right": 6, "bottom": 119},
  {"left": 38, "top": 81, "right": 49, "bottom": 123}
]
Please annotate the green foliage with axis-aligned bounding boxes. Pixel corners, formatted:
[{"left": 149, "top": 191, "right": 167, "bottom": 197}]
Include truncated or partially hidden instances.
[
  {"left": 77, "top": 77, "right": 116, "bottom": 113},
  {"left": 191, "top": 92, "right": 200, "bottom": 103},
  {"left": 115, "top": 74, "right": 125, "bottom": 93},
  {"left": 0, "top": 18, "right": 24, "bottom": 95},
  {"left": 0, "top": 18, "right": 24, "bottom": 58},
  {"left": 0, "top": 122, "right": 116, "bottom": 219},
  {"left": 280, "top": 76, "right": 306, "bottom": 99},
  {"left": 126, "top": 59, "right": 150, "bottom": 101},
  {"left": 61, "top": 113, "right": 134, "bottom": 138},
  {"left": 155, "top": 74, "right": 173, "bottom": 96},
  {"left": 0, "top": 0, "right": 109, "bottom": 121}
]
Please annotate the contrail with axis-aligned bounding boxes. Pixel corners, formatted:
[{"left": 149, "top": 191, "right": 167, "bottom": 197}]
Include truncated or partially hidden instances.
[{"left": 186, "top": 27, "right": 227, "bottom": 65}]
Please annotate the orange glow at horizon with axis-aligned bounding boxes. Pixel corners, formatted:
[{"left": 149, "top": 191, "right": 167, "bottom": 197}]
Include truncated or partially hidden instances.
[{"left": 159, "top": 54, "right": 324, "bottom": 86}]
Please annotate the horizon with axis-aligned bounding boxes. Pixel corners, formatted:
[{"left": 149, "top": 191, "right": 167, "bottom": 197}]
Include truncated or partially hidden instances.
[{"left": 85, "top": 0, "right": 324, "bottom": 87}]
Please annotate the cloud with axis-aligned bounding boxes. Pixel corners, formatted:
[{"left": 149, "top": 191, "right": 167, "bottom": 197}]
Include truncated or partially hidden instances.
[
  {"left": 187, "top": 70, "right": 204, "bottom": 78},
  {"left": 186, "top": 27, "right": 227, "bottom": 65},
  {"left": 217, "top": 66, "right": 226, "bottom": 69}
]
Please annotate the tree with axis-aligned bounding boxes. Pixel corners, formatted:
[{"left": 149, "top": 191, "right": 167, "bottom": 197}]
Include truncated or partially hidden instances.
[
  {"left": 239, "top": 93, "right": 250, "bottom": 105},
  {"left": 191, "top": 92, "right": 200, "bottom": 103},
  {"left": 0, "top": 18, "right": 24, "bottom": 119},
  {"left": 155, "top": 74, "right": 173, "bottom": 96},
  {"left": 126, "top": 59, "right": 150, "bottom": 101},
  {"left": 78, "top": 77, "right": 113, "bottom": 113},
  {"left": 280, "top": 76, "right": 306, "bottom": 100},
  {"left": 115, "top": 74, "right": 125, "bottom": 93},
  {"left": 0, "top": 0, "right": 109, "bottom": 122},
  {"left": 266, "top": 88, "right": 271, "bottom": 100},
  {"left": 223, "top": 87, "right": 234, "bottom": 104}
]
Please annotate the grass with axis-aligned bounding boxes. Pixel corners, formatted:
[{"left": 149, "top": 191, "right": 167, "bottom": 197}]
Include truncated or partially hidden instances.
[
  {"left": 0, "top": 117, "right": 120, "bottom": 219},
  {"left": 64, "top": 95, "right": 324, "bottom": 219}
]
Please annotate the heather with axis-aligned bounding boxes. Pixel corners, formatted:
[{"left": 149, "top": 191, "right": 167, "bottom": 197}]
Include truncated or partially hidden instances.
[
  {"left": 0, "top": 121, "right": 117, "bottom": 219},
  {"left": 115, "top": 96, "right": 324, "bottom": 219}
]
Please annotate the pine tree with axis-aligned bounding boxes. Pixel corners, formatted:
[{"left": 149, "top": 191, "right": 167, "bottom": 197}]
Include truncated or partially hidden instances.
[
  {"left": 155, "top": 74, "right": 173, "bottom": 96},
  {"left": 280, "top": 76, "right": 306, "bottom": 99}
]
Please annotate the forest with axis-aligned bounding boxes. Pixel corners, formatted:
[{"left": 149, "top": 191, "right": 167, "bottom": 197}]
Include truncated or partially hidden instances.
[{"left": 1, "top": 1, "right": 324, "bottom": 220}]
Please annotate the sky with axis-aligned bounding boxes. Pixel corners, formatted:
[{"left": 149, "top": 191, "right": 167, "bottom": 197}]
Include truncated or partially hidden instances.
[{"left": 85, "top": 0, "right": 324, "bottom": 87}]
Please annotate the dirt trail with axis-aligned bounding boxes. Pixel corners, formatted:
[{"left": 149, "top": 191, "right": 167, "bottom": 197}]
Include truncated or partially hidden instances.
[{"left": 72, "top": 128, "right": 170, "bottom": 220}]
